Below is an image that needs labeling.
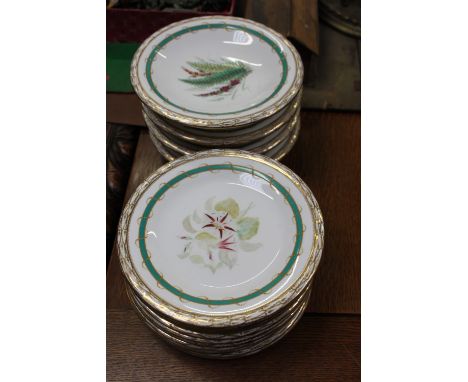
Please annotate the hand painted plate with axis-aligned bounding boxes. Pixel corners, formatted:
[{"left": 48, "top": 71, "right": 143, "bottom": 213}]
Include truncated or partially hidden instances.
[
  {"left": 131, "top": 16, "right": 303, "bottom": 129},
  {"left": 118, "top": 150, "right": 323, "bottom": 327}
]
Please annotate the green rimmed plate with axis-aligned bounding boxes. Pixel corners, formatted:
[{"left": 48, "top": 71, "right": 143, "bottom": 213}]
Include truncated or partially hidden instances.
[
  {"left": 131, "top": 16, "right": 303, "bottom": 129},
  {"left": 118, "top": 150, "right": 323, "bottom": 328}
]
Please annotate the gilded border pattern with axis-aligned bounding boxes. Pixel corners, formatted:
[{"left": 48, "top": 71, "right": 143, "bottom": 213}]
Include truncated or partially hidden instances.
[
  {"left": 141, "top": 89, "right": 301, "bottom": 147},
  {"left": 127, "top": 281, "right": 310, "bottom": 340},
  {"left": 146, "top": 114, "right": 301, "bottom": 162},
  {"left": 143, "top": 108, "right": 300, "bottom": 156}
]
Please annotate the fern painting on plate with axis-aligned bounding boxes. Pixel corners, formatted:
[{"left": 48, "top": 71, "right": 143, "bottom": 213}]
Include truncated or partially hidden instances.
[{"left": 180, "top": 59, "right": 252, "bottom": 100}]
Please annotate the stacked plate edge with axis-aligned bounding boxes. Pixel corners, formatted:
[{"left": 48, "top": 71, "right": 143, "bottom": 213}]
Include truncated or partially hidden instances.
[
  {"left": 117, "top": 150, "right": 324, "bottom": 358},
  {"left": 130, "top": 16, "right": 304, "bottom": 161}
]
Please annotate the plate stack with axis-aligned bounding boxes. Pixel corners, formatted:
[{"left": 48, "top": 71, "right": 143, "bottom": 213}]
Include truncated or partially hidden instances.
[
  {"left": 130, "top": 16, "right": 304, "bottom": 161},
  {"left": 118, "top": 150, "right": 324, "bottom": 358}
]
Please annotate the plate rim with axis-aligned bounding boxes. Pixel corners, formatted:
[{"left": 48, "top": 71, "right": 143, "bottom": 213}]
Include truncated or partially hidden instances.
[
  {"left": 144, "top": 108, "right": 300, "bottom": 155},
  {"left": 142, "top": 90, "right": 302, "bottom": 146}
]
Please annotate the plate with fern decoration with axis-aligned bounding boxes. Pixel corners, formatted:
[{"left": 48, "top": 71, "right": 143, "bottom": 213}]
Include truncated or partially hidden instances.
[{"left": 131, "top": 16, "right": 303, "bottom": 129}]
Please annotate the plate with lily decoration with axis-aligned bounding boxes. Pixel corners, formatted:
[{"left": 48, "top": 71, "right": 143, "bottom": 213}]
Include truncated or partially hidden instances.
[{"left": 118, "top": 150, "right": 323, "bottom": 327}]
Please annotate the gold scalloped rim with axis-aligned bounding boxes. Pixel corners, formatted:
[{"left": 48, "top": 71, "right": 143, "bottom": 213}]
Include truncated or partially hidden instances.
[
  {"left": 147, "top": 116, "right": 301, "bottom": 162},
  {"left": 142, "top": 89, "right": 302, "bottom": 146},
  {"left": 144, "top": 108, "right": 300, "bottom": 155}
]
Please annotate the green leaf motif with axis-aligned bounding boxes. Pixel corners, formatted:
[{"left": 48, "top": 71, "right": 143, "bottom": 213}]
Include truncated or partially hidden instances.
[
  {"left": 180, "top": 60, "right": 252, "bottom": 92},
  {"left": 195, "top": 232, "right": 217, "bottom": 250},
  {"left": 182, "top": 215, "right": 196, "bottom": 233},
  {"left": 178, "top": 252, "right": 189, "bottom": 259},
  {"left": 178, "top": 242, "right": 192, "bottom": 259},
  {"left": 219, "top": 250, "right": 237, "bottom": 269},
  {"left": 181, "top": 66, "right": 250, "bottom": 88},
  {"left": 206, "top": 262, "right": 224, "bottom": 274},
  {"left": 189, "top": 255, "right": 204, "bottom": 264},
  {"left": 237, "top": 217, "right": 260, "bottom": 240},
  {"left": 214, "top": 198, "right": 240, "bottom": 219},
  {"left": 195, "top": 232, "right": 217, "bottom": 242},
  {"left": 179, "top": 59, "right": 254, "bottom": 98},
  {"left": 192, "top": 210, "right": 202, "bottom": 224},
  {"left": 187, "top": 60, "right": 236, "bottom": 73},
  {"left": 239, "top": 241, "right": 262, "bottom": 252},
  {"left": 204, "top": 196, "right": 215, "bottom": 211}
]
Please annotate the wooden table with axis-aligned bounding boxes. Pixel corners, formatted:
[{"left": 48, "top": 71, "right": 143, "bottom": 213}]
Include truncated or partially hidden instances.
[{"left": 107, "top": 110, "right": 360, "bottom": 381}]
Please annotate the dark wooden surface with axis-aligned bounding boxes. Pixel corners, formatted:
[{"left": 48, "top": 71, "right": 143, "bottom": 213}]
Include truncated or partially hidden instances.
[
  {"left": 283, "top": 111, "right": 361, "bottom": 313},
  {"left": 107, "top": 110, "right": 360, "bottom": 380}
]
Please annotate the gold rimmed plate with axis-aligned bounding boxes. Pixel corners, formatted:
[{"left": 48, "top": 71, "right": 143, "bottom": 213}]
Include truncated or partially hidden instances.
[
  {"left": 148, "top": 114, "right": 301, "bottom": 162},
  {"left": 128, "top": 285, "right": 310, "bottom": 349},
  {"left": 131, "top": 288, "right": 310, "bottom": 359},
  {"left": 117, "top": 150, "right": 323, "bottom": 328},
  {"left": 141, "top": 88, "right": 302, "bottom": 146},
  {"left": 144, "top": 109, "right": 300, "bottom": 155},
  {"left": 131, "top": 16, "right": 303, "bottom": 129},
  {"left": 126, "top": 279, "right": 312, "bottom": 339}
]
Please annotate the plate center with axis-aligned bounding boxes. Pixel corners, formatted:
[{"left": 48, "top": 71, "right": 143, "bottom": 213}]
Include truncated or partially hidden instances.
[
  {"left": 141, "top": 169, "right": 298, "bottom": 302},
  {"left": 144, "top": 26, "right": 286, "bottom": 115}
]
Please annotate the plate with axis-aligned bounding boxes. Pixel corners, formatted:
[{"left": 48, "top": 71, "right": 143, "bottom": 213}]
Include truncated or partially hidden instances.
[
  {"left": 118, "top": 150, "right": 323, "bottom": 327},
  {"left": 148, "top": 115, "right": 301, "bottom": 162},
  {"left": 267, "top": 118, "right": 301, "bottom": 161},
  {"left": 127, "top": 279, "right": 311, "bottom": 338},
  {"left": 141, "top": 89, "right": 301, "bottom": 146},
  {"left": 131, "top": 16, "right": 303, "bottom": 129},
  {"left": 132, "top": 289, "right": 310, "bottom": 359},
  {"left": 144, "top": 109, "right": 300, "bottom": 155},
  {"left": 128, "top": 284, "right": 310, "bottom": 347}
]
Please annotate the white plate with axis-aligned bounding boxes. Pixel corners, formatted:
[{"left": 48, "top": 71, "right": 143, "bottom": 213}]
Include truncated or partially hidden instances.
[
  {"left": 148, "top": 115, "right": 301, "bottom": 162},
  {"left": 144, "top": 108, "right": 300, "bottom": 154},
  {"left": 131, "top": 16, "right": 303, "bottom": 128},
  {"left": 141, "top": 89, "right": 301, "bottom": 144},
  {"left": 128, "top": 283, "right": 310, "bottom": 346},
  {"left": 118, "top": 150, "right": 323, "bottom": 327}
]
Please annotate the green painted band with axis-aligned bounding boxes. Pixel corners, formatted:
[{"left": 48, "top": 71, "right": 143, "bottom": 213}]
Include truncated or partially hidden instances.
[
  {"left": 138, "top": 164, "right": 303, "bottom": 306},
  {"left": 144, "top": 23, "right": 288, "bottom": 116}
]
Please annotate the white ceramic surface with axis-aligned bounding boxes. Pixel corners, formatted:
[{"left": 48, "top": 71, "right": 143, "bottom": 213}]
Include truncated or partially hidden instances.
[
  {"left": 131, "top": 16, "right": 303, "bottom": 128},
  {"left": 118, "top": 151, "right": 323, "bottom": 327}
]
